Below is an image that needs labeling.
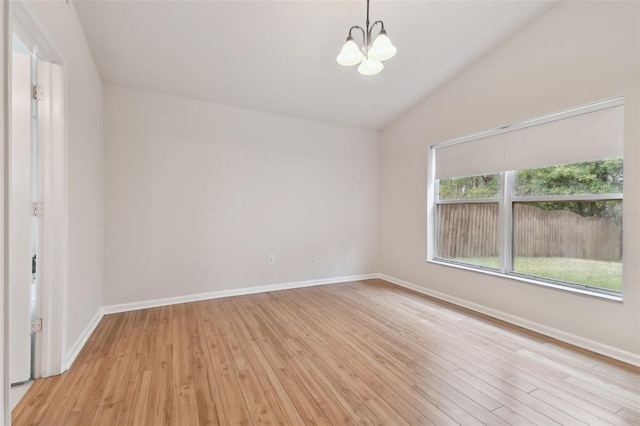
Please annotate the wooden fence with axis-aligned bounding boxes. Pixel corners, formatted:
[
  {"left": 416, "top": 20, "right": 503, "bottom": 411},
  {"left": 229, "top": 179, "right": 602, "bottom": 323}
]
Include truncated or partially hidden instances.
[{"left": 437, "top": 203, "right": 622, "bottom": 261}]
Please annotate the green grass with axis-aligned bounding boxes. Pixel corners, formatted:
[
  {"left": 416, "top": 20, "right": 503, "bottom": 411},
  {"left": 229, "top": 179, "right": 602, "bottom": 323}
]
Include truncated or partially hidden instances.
[{"left": 451, "top": 256, "right": 622, "bottom": 291}]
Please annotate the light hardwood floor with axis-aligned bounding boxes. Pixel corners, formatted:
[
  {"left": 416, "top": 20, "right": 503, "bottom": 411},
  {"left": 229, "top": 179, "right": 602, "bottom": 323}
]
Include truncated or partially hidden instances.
[{"left": 12, "top": 279, "right": 640, "bottom": 425}]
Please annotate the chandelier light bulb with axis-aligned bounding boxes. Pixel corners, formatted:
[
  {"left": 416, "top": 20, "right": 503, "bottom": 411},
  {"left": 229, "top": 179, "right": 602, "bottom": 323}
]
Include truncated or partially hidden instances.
[
  {"left": 357, "top": 57, "right": 384, "bottom": 76},
  {"left": 336, "top": 36, "right": 365, "bottom": 66},
  {"left": 369, "top": 30, "right": 397, "bottom": 61}
]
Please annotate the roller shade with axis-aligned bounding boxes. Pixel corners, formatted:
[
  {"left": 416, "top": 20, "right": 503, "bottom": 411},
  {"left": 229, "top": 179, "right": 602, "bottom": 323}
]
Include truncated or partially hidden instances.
[{"left": 434, "top": 101, "right": 624, "bottom": 180}]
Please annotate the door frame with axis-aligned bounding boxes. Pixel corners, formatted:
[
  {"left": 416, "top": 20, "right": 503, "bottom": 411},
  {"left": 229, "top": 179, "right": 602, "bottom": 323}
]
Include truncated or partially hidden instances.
[
  {"left": 5, "top": 0, "right": 67, "bottom": 391},
  {"left": 2, "top": 0, "right": 10, "bottom": 422}
]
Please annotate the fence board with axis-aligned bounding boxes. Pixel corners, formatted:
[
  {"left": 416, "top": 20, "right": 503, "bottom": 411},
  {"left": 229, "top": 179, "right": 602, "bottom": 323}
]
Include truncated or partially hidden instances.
[{"left": 437, "top": 203, "right": 621, "bottom": 261}]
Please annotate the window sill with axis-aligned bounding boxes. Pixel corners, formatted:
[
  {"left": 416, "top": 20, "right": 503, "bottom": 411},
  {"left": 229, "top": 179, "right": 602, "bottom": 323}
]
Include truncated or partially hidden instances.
[{"left": 428, "top": 258, "right": 623, "bottom": 303}]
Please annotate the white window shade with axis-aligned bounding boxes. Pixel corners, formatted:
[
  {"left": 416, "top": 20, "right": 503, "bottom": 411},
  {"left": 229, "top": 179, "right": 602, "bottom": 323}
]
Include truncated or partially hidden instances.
[{"left": 434, "top": 100, "right": 624, "bottom": 179}]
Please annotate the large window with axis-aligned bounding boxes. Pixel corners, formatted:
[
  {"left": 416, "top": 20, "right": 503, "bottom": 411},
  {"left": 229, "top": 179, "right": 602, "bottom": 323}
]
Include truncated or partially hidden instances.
[{"left": 431, "top": 98, "right": 624, "bottom": 297}]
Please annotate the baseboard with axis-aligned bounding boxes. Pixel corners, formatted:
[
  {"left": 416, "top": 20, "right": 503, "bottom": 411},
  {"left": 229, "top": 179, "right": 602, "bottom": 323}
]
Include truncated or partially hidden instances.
[
  {"left": 379, "top": 274, "right": 640, "bottom": 367},
  {"left": 63, "top": 308, "right": 104, "bottom": 371},
  {"left": 102, "top": 274, "right": 379, "bottom": 315}
]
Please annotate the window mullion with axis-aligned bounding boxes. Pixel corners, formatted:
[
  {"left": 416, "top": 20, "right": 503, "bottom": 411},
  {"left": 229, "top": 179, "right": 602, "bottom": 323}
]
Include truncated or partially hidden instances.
[
  {"left": 433, "top": 179, "right": 439, "bottom": 259},
  {"left": 499, "top": 171, "right": 514, "bottom": 274}
]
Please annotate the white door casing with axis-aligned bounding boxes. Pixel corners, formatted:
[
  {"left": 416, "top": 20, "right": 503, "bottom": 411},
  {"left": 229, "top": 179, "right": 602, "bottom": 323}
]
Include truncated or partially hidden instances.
[{"left": 35, "top": 58, "right": 64, "bottom": 378}]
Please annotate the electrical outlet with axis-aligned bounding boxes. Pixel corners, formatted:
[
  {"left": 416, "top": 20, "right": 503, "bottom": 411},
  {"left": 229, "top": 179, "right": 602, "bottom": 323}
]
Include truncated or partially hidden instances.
[
  {"left": 268, "top": 254, "right": 275, "bottom": 265},
  {"left": 309, "top": 251, "right": 316, "bottom": 262},
  {"left": 394, "top": 250, "right": 400, "bottom": 261}
]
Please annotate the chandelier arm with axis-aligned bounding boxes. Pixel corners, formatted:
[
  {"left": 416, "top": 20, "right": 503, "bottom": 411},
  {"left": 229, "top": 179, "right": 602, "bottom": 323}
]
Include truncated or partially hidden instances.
[
  {"left": 348, "top": 25, "right": 366, "bottom": 47},
  {"left": 370, "top": 20, "right": 385, "bottom": 37}
]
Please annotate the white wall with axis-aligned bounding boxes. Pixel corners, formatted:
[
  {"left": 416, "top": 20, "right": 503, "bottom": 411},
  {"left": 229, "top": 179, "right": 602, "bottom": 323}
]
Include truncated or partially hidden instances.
[
  {"left": 103, "top": 86, "right": 379, "bottom": 305},
  {"left": 25, "top": 1, "right": 104, "bottom": 359},
  {"left": 379, "top": 1, "right": 640, "bottom": 360}
]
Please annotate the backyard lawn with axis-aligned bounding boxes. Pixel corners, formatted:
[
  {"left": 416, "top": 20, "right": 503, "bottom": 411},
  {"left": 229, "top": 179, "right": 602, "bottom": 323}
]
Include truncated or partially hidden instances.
[{"left": 454, "top": 257, "right": 622, "bottom": 291}]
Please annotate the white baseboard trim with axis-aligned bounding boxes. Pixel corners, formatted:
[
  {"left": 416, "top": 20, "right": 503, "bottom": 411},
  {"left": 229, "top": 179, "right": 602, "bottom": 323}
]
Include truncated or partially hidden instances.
[
  {"left": 379, "top": 274, "right": 640, "bottom": 367},
  {"left": 63, "top": 308, "right": 104, "bottom": 371},
  {"left": 102, "top": 274, "right": 379, "bottom": 315}
]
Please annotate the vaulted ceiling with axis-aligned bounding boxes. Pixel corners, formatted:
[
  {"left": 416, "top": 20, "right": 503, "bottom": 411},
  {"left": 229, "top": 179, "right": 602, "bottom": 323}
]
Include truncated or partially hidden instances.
[{"left": 74, "top": 1, "right": 555, "bottom": 130}]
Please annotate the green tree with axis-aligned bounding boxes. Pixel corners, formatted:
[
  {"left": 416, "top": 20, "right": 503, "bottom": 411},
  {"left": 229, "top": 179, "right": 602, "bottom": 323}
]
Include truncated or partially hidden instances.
[
  {"left": 438, "top": 174, "right": 500, "bottom": 200},
  {"left": 514, "top": 158, "right": 622, "bottom": 197},
  {"left": 514, "top": 158, "right": 622, "bottom": 218},
  {"left": 439, "top": 158, "right": 623, "bottom": 218}
]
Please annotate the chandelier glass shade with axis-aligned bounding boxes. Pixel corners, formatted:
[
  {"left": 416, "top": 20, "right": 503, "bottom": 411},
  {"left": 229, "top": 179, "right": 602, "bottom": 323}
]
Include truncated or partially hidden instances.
[
  {"left": 357, "top": 57, "right": 384, "bottom": 76},
  {"left": 336, "top": 36, "right": 365, "bottom": 66},
  {"left": 336, "top": 0, "right": 396, "bottom": 75}
]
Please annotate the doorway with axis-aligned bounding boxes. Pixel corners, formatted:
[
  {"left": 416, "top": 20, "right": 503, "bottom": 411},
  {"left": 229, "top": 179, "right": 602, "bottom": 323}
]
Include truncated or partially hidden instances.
[
  {"left": 9, "top": 32, "right": 36, "bottom": 388},
  {"left": 8, "top": 1, "right": 66, "bottom": 410}
]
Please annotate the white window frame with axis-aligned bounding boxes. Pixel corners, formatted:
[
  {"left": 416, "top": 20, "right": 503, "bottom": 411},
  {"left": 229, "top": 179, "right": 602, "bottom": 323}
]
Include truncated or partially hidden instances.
[{"left": 427, "top": 97, "right": 624, "bottom": 301}]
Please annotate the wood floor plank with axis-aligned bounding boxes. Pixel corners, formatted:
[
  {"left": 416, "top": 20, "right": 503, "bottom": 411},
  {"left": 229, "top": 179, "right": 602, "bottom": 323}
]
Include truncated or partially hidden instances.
[
  {"left": 521, "top": 347, "right": 640, "bottom": 399},
  {"left": 117, "top": 370, "right": 152, "bottom": 426},
  {"left": 187, "top": 302, "right": 223, "bottom": 426},
  {"left": 171, "top": 304, "right": 200, "bottom": 426},
  {"left": 214, "top": 299, "right": 280, "bottom": 426},
  {"left": 231, "top": 297, "right": 334, "bottom": 424},
  {"left": 129, "top": 308, "right": 159, "bottom": 374},
  {"left": 63, "top": 356, "right": 114, "bottom": 426},
  {"left": 92, "top": 313, "right": 140, "bottom": 425},
  {"left": 11, "top": 279, "right": 640, "bottom": 426},
  {"left": 189, "top": 356, "right": 222, "bottom": 426},
  {"left": 260, "top": 293, "right": 437, "bottom": 425},
  {"left": 493, "top": 405, "right": 537, "bottom": 426},
  {"left": 565, "top": 373, "right": 640, "bottom": 411},
  {"left": 145, "top": 306, "right": 174, "bottom": 426},
  {"left": 452, "top": 368, "right": 567, "bottom": 425},
  {"left": 202, "top": 300, "right": 252, "bottom": 425},
  {"left": 172, "top": 383, "right": 199, "bottom": 426},
  {"left": 531, "top": 384, "right": 632, "bottom": 426},
  {"left": 227, "top": 299, "right": 307, "bottom": 425},
  {"left": 248, "top": 295, "right": 376, "bottom": 424},
  {"left": 530, "top": 388, "right": 617, "bottom": 426}
]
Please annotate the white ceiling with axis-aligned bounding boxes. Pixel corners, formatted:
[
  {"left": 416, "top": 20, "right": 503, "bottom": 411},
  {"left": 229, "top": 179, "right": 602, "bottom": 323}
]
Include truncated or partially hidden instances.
[{"left": 74, "top": 1, "right": 555, "bottom": 130}]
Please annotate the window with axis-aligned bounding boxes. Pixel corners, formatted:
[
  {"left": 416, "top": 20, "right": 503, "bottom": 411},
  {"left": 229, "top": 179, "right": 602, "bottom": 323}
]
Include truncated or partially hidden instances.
[
  {"left": 436, "top": 173, "right": 500, "bottom": 270},
  {"left": 431, "top": 98, "right": 624, "bottom": 297}
]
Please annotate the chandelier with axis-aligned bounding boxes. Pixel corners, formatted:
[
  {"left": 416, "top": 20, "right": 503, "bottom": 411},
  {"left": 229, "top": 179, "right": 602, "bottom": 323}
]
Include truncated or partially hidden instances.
[{"left": 336, "top": 0, "right": 397, "bottom": 76}]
